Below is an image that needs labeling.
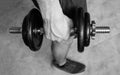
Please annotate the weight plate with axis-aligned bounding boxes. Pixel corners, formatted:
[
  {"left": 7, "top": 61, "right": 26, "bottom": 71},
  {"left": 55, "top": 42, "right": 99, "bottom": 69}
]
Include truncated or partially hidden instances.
[
  {"left": 22, "top": 8, "right": 44, "bottom": 51},
  {"left": 76, "top": 8, "right": 85, "bottom": 52},
  {"left": 22, "top": 15, "right": 30, "bottom": 47},
  {"left": 84, "top": 12, "right": 90, "bottom": 47}
]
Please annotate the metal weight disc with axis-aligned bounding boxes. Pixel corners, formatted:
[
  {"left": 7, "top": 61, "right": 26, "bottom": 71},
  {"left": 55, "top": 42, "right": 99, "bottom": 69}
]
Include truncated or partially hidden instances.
[
  {"left": 22, "top": 15, "right": 30, "bottom": 47},
  {"left": 84, "top": 12, "right": 90, "bottom": 47},
  {"left": 76, "top": 8, "right": 85, "bottom": 52},
  {"left": 22, "top": 8, "right": 44, "bottom": 51}
]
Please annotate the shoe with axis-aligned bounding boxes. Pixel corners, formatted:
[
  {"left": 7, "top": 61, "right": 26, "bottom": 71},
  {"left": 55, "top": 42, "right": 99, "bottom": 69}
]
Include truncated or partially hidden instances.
[{"left": 52, "top": 58, "right": 86, "bottom": 74}]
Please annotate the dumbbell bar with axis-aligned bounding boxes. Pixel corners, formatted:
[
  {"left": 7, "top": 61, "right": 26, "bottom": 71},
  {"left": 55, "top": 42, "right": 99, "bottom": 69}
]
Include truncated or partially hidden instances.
[
  {"left": 9, "top": 27, "right": 44, "bottom": 34},
  {"left": 90, "top": 21, "right": 110, "bottom": 39}
]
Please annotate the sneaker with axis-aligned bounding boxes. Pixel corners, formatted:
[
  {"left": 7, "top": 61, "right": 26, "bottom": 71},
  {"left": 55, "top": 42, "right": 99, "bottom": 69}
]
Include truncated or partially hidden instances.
[{"left": 52, "top": 58, "right": 86, "bottom": 74}]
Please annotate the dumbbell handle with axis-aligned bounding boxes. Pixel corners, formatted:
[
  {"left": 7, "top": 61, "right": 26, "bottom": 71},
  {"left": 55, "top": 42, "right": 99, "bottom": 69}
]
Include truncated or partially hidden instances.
[
  {"left": 96, "top": 26, "right": 110, "bottom": 33},
  {"left": 9, "top": 27, "right": 22, "bottom": 34},
  {"left": 90, "top": 21, "right": 110, "bottom": 39},
  {"left": 9, "top": 27, "right": 44, "bottom": 34}
]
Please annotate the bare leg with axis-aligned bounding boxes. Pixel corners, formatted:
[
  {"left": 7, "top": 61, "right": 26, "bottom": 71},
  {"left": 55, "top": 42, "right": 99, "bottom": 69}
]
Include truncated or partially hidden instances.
[{"left": 51, "top": 36, "right": 74, "bottom": 66}]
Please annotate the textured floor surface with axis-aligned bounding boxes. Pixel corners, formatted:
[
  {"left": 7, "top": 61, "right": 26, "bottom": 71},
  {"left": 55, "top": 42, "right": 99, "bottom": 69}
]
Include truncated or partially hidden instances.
[{"left": 0, "top": 0, "right": 120, "bottom": 75}]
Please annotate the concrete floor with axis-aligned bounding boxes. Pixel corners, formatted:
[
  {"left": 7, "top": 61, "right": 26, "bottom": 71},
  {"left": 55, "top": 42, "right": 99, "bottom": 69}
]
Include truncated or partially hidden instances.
[{"left": 0, "top": 0, "right": 120, "bottom": 75}]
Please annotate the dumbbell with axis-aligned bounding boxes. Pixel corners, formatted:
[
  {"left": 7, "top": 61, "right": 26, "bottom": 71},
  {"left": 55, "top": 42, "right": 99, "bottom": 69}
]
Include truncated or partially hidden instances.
[
  {"left": 72, "top": 7, "right": 110, "bottom": 52},
  {"left": 9, "top": 8, "right": 44, "bottom": 51},
  {"left": 9, "top": 8, "right": 110, "bottom": 53}
]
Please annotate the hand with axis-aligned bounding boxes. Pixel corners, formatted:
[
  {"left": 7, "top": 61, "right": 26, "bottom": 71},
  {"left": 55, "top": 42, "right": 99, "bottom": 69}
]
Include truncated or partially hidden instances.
[{"left": 38, "top": 0, "right": 73, "bottom": 42}]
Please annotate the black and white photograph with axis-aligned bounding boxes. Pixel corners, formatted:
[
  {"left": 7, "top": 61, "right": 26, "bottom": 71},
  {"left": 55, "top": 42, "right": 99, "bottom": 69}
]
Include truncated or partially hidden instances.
[{"left": 0, "top": 0, "right": 119, "bottom": 75}]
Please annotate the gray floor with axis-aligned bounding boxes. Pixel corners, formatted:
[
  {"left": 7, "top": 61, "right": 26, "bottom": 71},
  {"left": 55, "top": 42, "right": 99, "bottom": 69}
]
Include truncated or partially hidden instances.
[{"left": 0, "top": 0, "right": 120, "bottom": 75}]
